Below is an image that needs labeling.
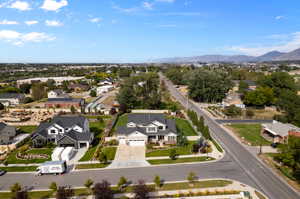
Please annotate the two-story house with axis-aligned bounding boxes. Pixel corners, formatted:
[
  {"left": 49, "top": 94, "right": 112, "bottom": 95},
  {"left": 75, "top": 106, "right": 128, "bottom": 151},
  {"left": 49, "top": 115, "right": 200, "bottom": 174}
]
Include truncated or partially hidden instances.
[
  {"left": 116, "top": 113, "right": 177, "bottom": 146},
  {"left": 31, "top": 116, "right": 93, "bottom": 149},
  {"left": 0, "top": 123, "right": 16, "bottom": 145}
]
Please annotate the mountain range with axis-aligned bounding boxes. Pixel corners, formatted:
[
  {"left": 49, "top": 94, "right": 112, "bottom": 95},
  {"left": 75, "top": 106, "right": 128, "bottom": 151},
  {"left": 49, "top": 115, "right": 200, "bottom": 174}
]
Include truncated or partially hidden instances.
[{"left": 153, "top": 48, "right": 300, "bottom": 63}]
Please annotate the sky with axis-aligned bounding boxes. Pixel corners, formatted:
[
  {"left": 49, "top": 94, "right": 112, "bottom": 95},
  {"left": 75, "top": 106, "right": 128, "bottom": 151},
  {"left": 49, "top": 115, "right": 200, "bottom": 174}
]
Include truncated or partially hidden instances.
[{"left": 0, "top": 0, "right": 300, "bottom": 63}]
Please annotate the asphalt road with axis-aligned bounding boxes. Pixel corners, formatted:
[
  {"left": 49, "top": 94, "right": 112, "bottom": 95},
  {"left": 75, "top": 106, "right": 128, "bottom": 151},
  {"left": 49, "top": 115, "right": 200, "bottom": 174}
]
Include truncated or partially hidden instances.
[
  {"left": 216, "top": 119, "right": 273, "bottom": 124},
  {"left": 160, "top": 74, "right": 300, "bottom": 199}
]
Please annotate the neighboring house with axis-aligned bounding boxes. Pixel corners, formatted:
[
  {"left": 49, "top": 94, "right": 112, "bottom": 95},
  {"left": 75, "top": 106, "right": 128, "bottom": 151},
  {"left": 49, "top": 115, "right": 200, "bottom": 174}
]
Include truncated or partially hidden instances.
[
  {"left": 243, "top": 80, "right": 257, "bottom": 90},
  {"left": 0, "top": 122, "right": 16, "bottom": 145},
  {"left": 68, "top": 84, "right": 89, "bottom": 92},
  {"left": 222, "top": 92, "right": 245, "bottom": 109},
  {"left": 0, "top": 93, "right": 25, "bottom": 106},
  {"left": 45, "top": 98, "right": 85, "bottom": 109},
  {"left": 262, "top": 121, "right": 300, "bottom": 144},
  {"left": 31, "top": 116, "right": 93, "bottom": 149},
  {"left": 99, "top": 80, "right": 113, "bottom": 86},
  {"left": 47, "top": 89, "right": 69, "bottom": 99},
  {"left": 116, "top": 113, "right": 177, "bottom": 146},
  {"left": 96, "top": 85, "right": 114, "bottom": 95}
]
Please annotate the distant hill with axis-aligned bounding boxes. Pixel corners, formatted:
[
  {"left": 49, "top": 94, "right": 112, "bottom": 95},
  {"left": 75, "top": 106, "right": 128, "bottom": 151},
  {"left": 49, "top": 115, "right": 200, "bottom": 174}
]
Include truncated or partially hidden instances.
[
  {"left": 153, "top": 48, "right": 300, "bottom": 63},
  {"left": 274, "top": 48, "right": 300, "bottom": 61}
]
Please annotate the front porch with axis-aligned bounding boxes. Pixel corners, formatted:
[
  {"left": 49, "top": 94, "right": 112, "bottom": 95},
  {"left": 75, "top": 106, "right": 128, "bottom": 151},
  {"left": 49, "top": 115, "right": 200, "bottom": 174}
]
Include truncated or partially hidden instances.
[
  {"left": 261, "top": 129, "right": 285, "bottom": 144},
  {"left": 148, "top": 135, "right": 177, "bottom": 145}
]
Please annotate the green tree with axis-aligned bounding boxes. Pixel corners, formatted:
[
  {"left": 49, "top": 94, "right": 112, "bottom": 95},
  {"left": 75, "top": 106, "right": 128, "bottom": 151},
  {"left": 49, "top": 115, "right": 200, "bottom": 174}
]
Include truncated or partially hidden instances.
[
  {"left": 188, "top": 69, "right": 233, "bottom": 103},
  {"left": 169, "top": 149, "right": 178, "bottom": 160},
  {"left": 99, "top": 152, "right": 108, "bottom": 164},
  {"left": 49, "top": 182, "right": 57, "bottom": 192},
  {"left": 10, "top": 183, "right": 21, "bottom": 193},
  {"left": 93, "top": 180, "right": 113, "bottom": 199},
  {"left": 187, "top": 172, "right": 197, "bottom": 186},
  {"left": 70, "top": 105, "right": 76, "bottom": 114},
  {"left": 84, "top": 179, "right": 94, "bottom": 193},
  {"left": 223, "top": 105, "right": 242, "bottom": 117},
  {"left": 90, "top": 90, "right": 97, "bottom": 97},
  {"left": 31, "top": 83, "right": 46, "bottom": 101},
  {"left": 117, "top": 176, "right": 127, "bottom": 191},
  {"left": 154, "top": 175, "right": 162, "bottom": 189},
  {"left": 238, "top": 81, "right": 249, "bottom": 93}
]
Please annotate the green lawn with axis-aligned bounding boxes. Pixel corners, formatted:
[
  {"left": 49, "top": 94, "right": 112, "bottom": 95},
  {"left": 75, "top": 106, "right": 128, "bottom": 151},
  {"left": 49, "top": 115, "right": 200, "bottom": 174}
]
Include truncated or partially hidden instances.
[
  {"left": 114, "top": 114, "right": 128, "bottom": 129},
  {"left": 102, "top": 147, "right": 117, "bottom": 160},
  {"left": 75, "top": 163, "right": 109, "bottom": 170},
  {"left": 148, "top": 156, "right": 215, "bottom": 165},
  {"left": 146, "top": 141, "right": 196, "bottom": 157},
  {"left": 90, "top": 121, "right": 105, "bottom": 133},
  {"left": 79, "top": 145, "right": 98, "bottom": 162},
  {"left": 17, "top": 126, "right": 37, "bottom": 134},
  {"left": 0, "top": 166, "right": 37, "bottom": 172},
  {"left": 6, "top": 148, "right": 53, "bottom": 164},
  {"left": 175, "top": 118, "right": 198, "bottom": 136},
  {"left": 227, "top": 124, "right": 271, "bottom": 146}
]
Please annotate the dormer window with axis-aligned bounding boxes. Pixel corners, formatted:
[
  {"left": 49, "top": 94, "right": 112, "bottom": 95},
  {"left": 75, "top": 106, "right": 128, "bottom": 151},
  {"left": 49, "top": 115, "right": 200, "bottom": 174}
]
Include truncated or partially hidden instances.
[
  {"left": 50, "top": 129, "right": 56, "bottom": 134},
  {"left": 147, "top": 127, "right": 157, "bottom": 132},
  {"left": 158, "top": 126, "right": 163, "bottom": 130}
]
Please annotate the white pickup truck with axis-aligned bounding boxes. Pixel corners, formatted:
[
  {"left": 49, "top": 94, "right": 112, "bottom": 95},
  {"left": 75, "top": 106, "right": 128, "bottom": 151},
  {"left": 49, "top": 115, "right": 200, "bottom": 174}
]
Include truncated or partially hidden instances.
[{"left": 36, "top": 161, "right": 67, "bottom": 176}]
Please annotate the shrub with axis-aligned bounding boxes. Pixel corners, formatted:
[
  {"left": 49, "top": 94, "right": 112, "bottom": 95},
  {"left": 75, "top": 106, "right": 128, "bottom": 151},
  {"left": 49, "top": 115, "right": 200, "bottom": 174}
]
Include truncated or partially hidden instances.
[
  {"left": 169, "top": 149, "right": 178, "bottom": 160},
  {"left": 49, "top": 182, "right": 57, "bottom": 192},
  {"left": 246, "top": 109, "right": 255, "bottom": 118}
]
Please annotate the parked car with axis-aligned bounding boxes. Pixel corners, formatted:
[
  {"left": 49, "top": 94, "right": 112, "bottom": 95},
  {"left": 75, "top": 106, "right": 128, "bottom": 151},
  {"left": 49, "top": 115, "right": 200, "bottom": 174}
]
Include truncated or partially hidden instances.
[{"left": 0, "top": 170, "right": 6, "bottom": 176}]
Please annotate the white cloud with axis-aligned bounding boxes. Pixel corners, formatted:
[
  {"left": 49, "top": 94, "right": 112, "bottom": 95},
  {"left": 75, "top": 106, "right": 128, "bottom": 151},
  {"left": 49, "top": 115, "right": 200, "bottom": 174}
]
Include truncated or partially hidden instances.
[
  {"left": 25, "top": 20, "right": 38, "bottom": 26},
  {"left": 0, "top": 29, "right": 55, "bottom": 46},
  {"left": 8, "top": 1, "right": 31, "bottom": 11},
  {"left": 112, "top": 3, "right": 139, "bottom": 14},
  {"left": 89, "top": 18, "right": 101, "bottom": 23},
  {"left": 0, "top": 20, "right": 19, "bottom": 25},
  {"left": 41, "top": 0, "right": 68, "bottom": 11},
  {"left": 156, "top": 0, "right": 175, "bottom": 3},
  {"left": 275, "top": 16, "right": 284, "bottom": 20},
  {"left": 228, "top": 32, "right": 300, "bottom": 56},
  {"left": 45, "top": 20, "right": 63, "bottom": 27},
  {"left": 142, "top": 2, "right": 153, "bottom": 10}
]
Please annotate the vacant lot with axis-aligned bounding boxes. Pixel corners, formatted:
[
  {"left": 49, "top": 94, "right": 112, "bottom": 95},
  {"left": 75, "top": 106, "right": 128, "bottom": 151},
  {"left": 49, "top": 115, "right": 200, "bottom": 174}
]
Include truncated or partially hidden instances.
[
  {"left": 226, "top": 124, "right": 271, "bottom": 146},
  {"left": 175, "top": 118, "right": 198, "bottom": 136}
]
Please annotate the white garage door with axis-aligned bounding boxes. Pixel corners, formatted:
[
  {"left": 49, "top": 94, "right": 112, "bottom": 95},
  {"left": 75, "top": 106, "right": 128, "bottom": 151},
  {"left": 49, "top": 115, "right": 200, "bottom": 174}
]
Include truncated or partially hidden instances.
[{"left": 128, "top": 140, "right": 145, "bottom": 146}]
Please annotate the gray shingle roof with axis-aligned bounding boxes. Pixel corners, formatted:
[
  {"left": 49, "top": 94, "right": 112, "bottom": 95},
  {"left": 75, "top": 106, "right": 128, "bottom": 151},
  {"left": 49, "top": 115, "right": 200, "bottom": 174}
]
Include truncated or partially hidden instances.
[
  {"left": 0, "top": 93, "right": 25, "bottom": 99},
  {"left": 262, "top": 121, "right": 300, "bottom": 137},
  {"left": 116, "top": 114, "right": 177, "bottom": 136}
]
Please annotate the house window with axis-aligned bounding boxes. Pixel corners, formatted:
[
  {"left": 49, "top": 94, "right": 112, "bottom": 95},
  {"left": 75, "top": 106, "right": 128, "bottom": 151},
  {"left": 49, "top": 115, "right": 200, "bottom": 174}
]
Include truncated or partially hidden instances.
[
  {"left": 158, "top": 126, "right": 163, "bottom": 130},
  {"left": 50, "top": 129, "right": 56, "bottom": 134},
  {"left": 147, "top": 127, "right": 156, "bottom": 132}
]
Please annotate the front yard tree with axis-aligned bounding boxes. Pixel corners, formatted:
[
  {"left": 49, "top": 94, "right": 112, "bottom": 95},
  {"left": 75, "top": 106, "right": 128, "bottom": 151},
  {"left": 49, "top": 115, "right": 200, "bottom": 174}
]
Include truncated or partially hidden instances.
[
  {"left": 56, "top": 186, "right": 74, "bottom": 199},
  {"left": 133, "top": 180, "right": 151, "bottom": 199},
  {"left": 187, "top": 172, "right": 197, "bottom": 186},
  {"left": 90, "top": 90, "right": 97, "bottom": 97},
  {"left": 84, "top": 179, "right": 94, "bottom": 193},
  {"left": 154, "top": 175, "right": 162, "bottom": 189},
  {"left": 99, "top": 152, "right": 108, "bottom": 164},
  {"left": 93, "top": 180, "right": 114, "bottom": 199},
  {"left": 169, "top": 149, "right": 178, "bottom": 160},
  {"left": 49, "top": 182, "right": 58, "bottom": 192},
  {"left": 14, "top": 190, "right": 28, "bottom": 199},
  {"left": 70, "top": 105, "right": 76, "bottom": 114},
  {"left": 31, "top": 83, "right": 47, "bottom": 101},
  {"left": 117, "top": 176, "right": 128, "bottom": 191},
  {"left": 10, "top": 183, "right": 22, "bottom": 193}
]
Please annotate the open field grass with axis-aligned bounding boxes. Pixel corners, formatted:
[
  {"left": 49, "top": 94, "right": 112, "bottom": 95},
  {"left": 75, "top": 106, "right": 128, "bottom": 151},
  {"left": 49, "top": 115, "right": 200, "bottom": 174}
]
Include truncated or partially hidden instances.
[
  {"left": 17, "top": 125, "right": 37, "bottom": 134},
  {"left": 148, "top": 156, "right": 215, "bottom": 165},
  {"left": 175, "top": 118, "right": 198, "bottom": 136},
  {"left": 0, "top": 166, "right": 37, "bottom": 172},
  {"left": 226, "top": 124, "right": 271, "bottom": 146}
]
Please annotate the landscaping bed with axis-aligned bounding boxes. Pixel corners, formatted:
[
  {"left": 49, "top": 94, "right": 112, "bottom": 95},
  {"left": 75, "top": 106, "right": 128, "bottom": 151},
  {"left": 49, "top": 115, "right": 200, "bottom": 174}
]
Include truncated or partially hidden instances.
[
  {"left": 5, "top": 147, "right": 53, "bottom": 164},
  {"left": 148, "top": 156, "right": 215, "bottom": 165},
  {"left": 225, "top": 124, "right": 271, "bottom": 146}
]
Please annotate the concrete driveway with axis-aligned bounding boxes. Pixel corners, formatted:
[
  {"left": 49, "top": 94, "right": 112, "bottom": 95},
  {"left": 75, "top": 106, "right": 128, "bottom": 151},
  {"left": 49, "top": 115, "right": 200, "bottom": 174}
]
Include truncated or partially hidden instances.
[{"left": 108, "top": 144, "right": 150, "bottom": 168}]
